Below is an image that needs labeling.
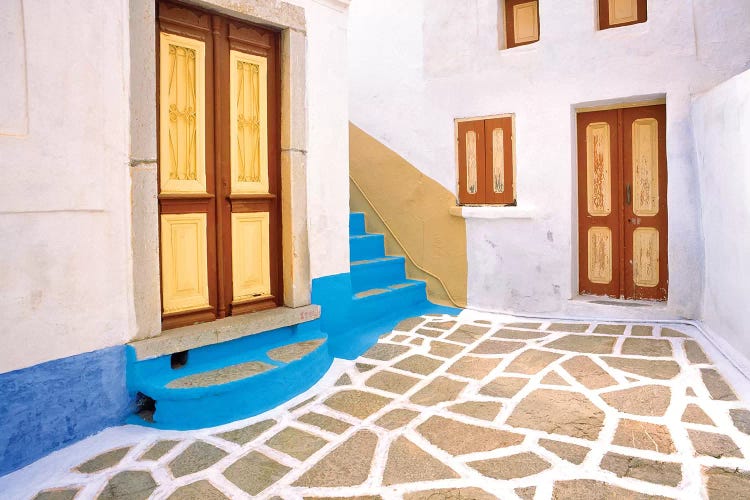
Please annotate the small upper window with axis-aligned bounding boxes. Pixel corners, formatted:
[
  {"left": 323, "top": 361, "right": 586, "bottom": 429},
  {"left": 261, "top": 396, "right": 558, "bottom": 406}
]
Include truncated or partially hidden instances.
[
  {"left": 599, "top": 0, "right": 647, "bottom": 30},
  {"left": 503, "top": 0, "right": 540, "bottom": 49}
]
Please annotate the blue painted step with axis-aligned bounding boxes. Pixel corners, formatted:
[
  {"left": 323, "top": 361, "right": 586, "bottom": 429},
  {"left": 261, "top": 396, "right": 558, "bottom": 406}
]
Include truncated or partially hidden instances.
[
  {"left": 126, "top": 322, "right": 332, "bottom": 430},
  {"left": 349, "top": 212, "right": 367, "bottom": 235},
  {"left": 350, "top": 233, "right": 385, "bottom": 261},
  {"left": 353, "top": 279, "right": 427, "bottom": 325},
  {"left": 351, "top": 256, "right": 406, "bottom": 293}
]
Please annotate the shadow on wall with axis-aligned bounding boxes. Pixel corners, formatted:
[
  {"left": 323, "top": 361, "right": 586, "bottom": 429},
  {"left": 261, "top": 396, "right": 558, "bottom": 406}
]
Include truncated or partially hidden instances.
[{"left": 349, "top": 122, "right": 468, "bottom": 307}]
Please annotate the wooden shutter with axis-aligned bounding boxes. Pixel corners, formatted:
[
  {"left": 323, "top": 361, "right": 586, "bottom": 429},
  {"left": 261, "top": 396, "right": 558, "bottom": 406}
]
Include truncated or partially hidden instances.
[
  {"left": 599, "top": 0, "right": 647, "bottom": 30},
  {"left": 483, "top": 117, "right": 514, "bottom": 205},
  {"left": 505, "top": 0, "right": 540, "bottom": 49},
  {"left": 458, "top": 120, "right": 486, "bottom": 205}
]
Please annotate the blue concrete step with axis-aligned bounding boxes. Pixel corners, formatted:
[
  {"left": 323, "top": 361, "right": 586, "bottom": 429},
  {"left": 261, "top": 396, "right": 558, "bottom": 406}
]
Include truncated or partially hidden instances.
[
  {"left": 126, "top": 322, "right": 332, "bottom": 430},
  {"left": 350, "top": 233, "right": 385, "bottom": 261},
  {"left": 350, "top": 256, "right": 407, "bottom": 293},
  {"left": 349, "top": 212, "right": 367, "bottom": 236},
  {"left": 352, "top": 280, "right": 427, "bottom": 326}
]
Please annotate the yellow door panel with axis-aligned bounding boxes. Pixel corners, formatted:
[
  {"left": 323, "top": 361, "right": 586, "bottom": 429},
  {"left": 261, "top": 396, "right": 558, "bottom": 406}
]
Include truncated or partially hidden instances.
[
  {"left": 231, "top": 212, "right": 271, "bottom": 301},
  {"left": 160, "top": 213, "right": 210, "bottom": 313}
]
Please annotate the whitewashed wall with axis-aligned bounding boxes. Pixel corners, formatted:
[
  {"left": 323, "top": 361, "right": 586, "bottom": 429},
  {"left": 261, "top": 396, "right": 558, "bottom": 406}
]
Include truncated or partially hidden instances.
[
  {"left": 692, "top": 69, "right": 750, "bottom": 365},
  {"left": 348, "top": 0, "right": 750, "bottom": 317}
]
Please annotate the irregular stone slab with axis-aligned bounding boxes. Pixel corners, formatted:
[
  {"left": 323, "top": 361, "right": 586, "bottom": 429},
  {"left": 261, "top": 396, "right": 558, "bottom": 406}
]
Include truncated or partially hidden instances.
[
  {"left": 705, "top": 467, "right": 750, "bottom": 500},
  {"left": 445, "top": 325, "right": 491, "bottom": 344},
  {"left": 603, "top": 357, "right": 680, "bottom": 380},
  {"left": 506, "top": 389, "right": 605, "bottom": 440},
  {"left": 305, "top": 497, "right": 381, "bottom": 500},
  {"left": 410, "top": 337, "right": 424, "bottom": 346},
  {"left": 140, "top": 440, "right": 179, "bottom": 461},
  {"left": 631, "top": 325, "right": 654, "bottom": 336},
  {"left": 685, "top": 340, "right": 710, "bottom": 364},
  {"left": 75, "top": 446, "right": 130, "bottom": 473},
  {"left": 470, "top": 452, "right": 550, "bottom": 480},
  {"left": 682, "top": 404, "right": 715, "bottom": 425},
  {"left": 686, "top": 387, "right": 697, "bottom": 397},
  {"left": 395, "top": 317, "right": 424, "bottom": 332},
  {"left": 593, "top": 324, "right": 627, "bottom": 335},
  {"left": 547, "top": 323, "right": 589, "bottom": 333},
  {"left": 266, "top": 427, "right": 328, "bottom": 461},
  {"left": 362, "top": 343, "right": 410, "bottom": 361},
  {"left": 621, "top": 338, "right": 673, "bottom": 357},
  {"left": 366, "top": 370, "right": 420, "bottom": 395},
  {"left": 552, "top": 479, "right": 670, "bottom": 500},
  {"left": 290, "top": 397, "right": 316, "bottom": 411},
  {"left": 404, "top": 488, "right": 495, "bottom": 500},
  {"left": 600, "top": 452, "right": 682, "bottom": 486},
  {"left": 418, "top": 416, "right": 524, "bottom": 455},
  {"left": 33, "top": 489, "right": 79, "bottom": 500},
  {"left": 476, "top": 320, "right": 492, "bottom": 324},
  {"left": 424, "top": 320, "right": 457, "bottom": 330},
  {"left": 429, "top": 340, "right": 464, "bottom": 358},
  {"left": 294, "top": 431, "right": 377, "bottom": 487},
  {"left": 298, "top": 412, "right": 350, "bottom": 434},
  {"left": 540, "top": 371, "right": 570, "bottom": 385},
  {"left": 449, "top": 401, "right": 502, "bottom": 421},
  {"left": 479, "top": 376, "right": 529, "bottom": 398},
  {"left": 356, "top": 363, "right": 376, "bottom": 372},
  {"left": 324, "top": 390, "right": 392, "bottom": 419},
  {"left": 612, "top": 419, "right": 675, "bottom": 453},
  {"left": 392, "top": 334, "right": 409, "bottom": 342},
  {"left": 730, "top": 409, "right": 750, "bottom": 435},
  {"left": 169, "top": 441, "right": 228, "bottom": 477},
  {"left": 544, "top": 335, "right": 616, "bottom": 354},
  {"left": 167, "top": 361, "right": 275, "bottom": 388},
  {"left": 416, "top": 328, "right": 443, "bottom": 338},
  {"left": 493, "top": 328, "right": 549, "bottom": 340},
  {"left": 661, "top": 327, "right": 688, "bottom": 338},
  {"left": 224, "top": 451, "right": 291, "bottom": 495},
  {"left": 471, "top": 339, "right": 525, "bottom": 355},
  {"left": 515, "top": 487, "right": 536, "bottom": 500},
  {"left": 383, "top": 436, "right": 459, "bottom": 485},
  {"left": 701, "top": 369, "right": 738, "bottom": 401},
  {"left": 335, "top": 373, "right": 352, "bottom": 386},
  {"left": 538, "top": 438, "right": 589, "bottom": 464},
  {"left": 447, "top": 356, "right": 501, "bottom": 379},
  {"left": 600, "top": 385, "right": 671, "bottom": 416},
  {"left": 267, "top": 339, "right": 325, "bottom": 362},
  {"left": 505, "top": 349, "right": 563, "bottom": 375},
  {"left": 410, "top": 376, "right": 467, "bottom": 406},
  {"left": 376, "top": 409, "right": 419, "bottom": 430},
  {"left": 561, "top": 356, "right": 617, "bottom": 389},
  {"left": 98, "top": 471, "right": 157, "bottom": 500},
  {"left": 392, "top": 354, "right": 443, "bottom": 375},
  {"left": 506, "top": 322, "right": 543, "bottom": 329},
  {"left": 688, "top": 429, "right": 743, "bottom": 458},
  {"left": 168, "top": 480, "right": 228, "bottom": 500},
  {"left": 217, "top": 419, "right": 276, "bottom": 445}
]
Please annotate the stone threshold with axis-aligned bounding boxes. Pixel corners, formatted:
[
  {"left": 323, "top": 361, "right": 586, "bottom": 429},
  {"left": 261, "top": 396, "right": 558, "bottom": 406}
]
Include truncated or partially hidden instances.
[{"left": 129, "top": 305, "right": 321, "bottom": 360}]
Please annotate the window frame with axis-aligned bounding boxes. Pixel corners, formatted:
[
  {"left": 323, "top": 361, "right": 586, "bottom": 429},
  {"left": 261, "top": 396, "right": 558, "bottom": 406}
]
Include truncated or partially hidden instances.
[{"left": 598, "top": 0, "right": 647, "bottom": 30}]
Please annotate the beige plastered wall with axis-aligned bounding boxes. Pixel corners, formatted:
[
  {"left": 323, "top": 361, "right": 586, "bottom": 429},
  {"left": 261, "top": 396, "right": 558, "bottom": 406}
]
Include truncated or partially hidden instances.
[{"left": 349, "top": 123, "right": 468, "bottom": 307}]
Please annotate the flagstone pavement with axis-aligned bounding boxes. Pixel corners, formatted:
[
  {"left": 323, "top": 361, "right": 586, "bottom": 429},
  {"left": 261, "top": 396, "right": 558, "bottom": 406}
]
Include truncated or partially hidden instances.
[{"left": 10, "top": 312, "right": 750, "bottom": 499}]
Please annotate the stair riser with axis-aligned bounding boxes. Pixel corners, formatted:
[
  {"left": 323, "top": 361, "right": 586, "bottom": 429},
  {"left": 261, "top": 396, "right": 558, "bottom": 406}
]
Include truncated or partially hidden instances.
[
  {"left": 350, "top": 234, "right": 385, "bottom": 261},
  {"left": 351, "top": 258, "right": 406, "bottom": 293},
  {"left": 353, "top": 283, "right": 427, "bottom": 325},
  {"left": 349, "top": 212, "right": 366, "bottom": 235}
]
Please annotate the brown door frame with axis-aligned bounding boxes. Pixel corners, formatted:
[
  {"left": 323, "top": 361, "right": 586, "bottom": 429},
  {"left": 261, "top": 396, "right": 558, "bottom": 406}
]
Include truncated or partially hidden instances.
[
  {"left": 157, "top": 0, "right": 282, "bottom": 330},
  {"left": 576, "top": 103, "right": 668, "bottom": 301}
]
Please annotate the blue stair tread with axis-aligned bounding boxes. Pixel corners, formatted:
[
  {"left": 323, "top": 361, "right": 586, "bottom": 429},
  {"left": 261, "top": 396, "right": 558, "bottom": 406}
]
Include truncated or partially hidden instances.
[
  {"left": 350, "top": 256, "right": 403, "bottom": 266},
  {"left": 353, "top": 280, "right": 425, "bottom": 301}
]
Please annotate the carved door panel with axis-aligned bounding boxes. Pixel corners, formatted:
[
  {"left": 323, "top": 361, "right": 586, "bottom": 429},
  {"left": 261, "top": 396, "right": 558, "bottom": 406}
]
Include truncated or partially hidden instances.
[
  {"left": 577, "top": 104, "right": 668, "bottom": 301},
  {"left": 157, "top": 1, "right": 281, "bottom": 330}
]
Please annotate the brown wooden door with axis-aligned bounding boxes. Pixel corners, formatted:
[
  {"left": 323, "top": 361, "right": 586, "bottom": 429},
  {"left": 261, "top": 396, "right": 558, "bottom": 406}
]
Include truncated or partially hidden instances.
[
  {"left": 157, "top": 1, "right": 281, "bottom": 330},
  {"left": 577, "top": 104, "right": 668, "bottom": 301}
]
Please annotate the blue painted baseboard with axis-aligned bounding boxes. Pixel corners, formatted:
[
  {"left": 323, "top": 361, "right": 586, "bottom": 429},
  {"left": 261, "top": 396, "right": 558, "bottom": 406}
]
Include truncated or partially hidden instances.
[{"left": 0, "top": 346, "right": 129, "bottom": 477}]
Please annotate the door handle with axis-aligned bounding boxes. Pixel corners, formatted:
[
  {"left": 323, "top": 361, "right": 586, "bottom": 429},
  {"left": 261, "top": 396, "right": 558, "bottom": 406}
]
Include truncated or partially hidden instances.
[{"left": 625, "top": 184, "right": 632, "bottom": 205}]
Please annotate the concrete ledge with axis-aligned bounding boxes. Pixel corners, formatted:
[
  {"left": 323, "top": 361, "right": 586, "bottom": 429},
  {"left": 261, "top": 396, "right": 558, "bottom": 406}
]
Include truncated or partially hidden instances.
[{"left": 129, "top": 305, "right": 321, "bottom": 360}]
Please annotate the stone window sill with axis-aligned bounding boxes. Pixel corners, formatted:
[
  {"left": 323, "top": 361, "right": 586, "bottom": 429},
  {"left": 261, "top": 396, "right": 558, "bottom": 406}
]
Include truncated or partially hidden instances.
[
  {"left": 449, "top": 205, "right": 535, "bottom": 219},
  {"left": 129, "top": 304, "right": 321, "bottom": 360}
]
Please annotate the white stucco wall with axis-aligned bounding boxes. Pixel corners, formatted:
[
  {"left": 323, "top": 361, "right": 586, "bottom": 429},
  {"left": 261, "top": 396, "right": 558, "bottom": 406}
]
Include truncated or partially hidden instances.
[
  {"left": 0, "top": 0, "right": 133, "bottom": 373},
  {"left": 348, "top": 0, "right": 750, "bottom": 317},
  {"left": 691, "top": 69, "right": 750, "bottom": 365}
]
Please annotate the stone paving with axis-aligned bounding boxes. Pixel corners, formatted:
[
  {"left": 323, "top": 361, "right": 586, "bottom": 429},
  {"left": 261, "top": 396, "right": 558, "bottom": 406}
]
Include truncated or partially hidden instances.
[{"left": 15, "top": 313, "right": 750, "bottom": 499}]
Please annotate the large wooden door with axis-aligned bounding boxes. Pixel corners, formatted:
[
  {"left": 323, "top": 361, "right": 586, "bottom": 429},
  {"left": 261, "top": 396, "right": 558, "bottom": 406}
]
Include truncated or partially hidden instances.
[
  {"left": 577, "top": 104, "right": 668, "bottom": 301},
  {"left": 157, "top": 1, "right": 282, "bottom": 330}
]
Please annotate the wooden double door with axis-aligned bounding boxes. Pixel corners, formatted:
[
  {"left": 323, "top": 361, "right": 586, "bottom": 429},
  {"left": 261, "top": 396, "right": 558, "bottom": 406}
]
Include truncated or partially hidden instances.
[
  {"left": 157, "top": 1, "right": 282, "bottom": 329},
  {"left": 577, "top": 104, "right": 668, "bottom": 301}
]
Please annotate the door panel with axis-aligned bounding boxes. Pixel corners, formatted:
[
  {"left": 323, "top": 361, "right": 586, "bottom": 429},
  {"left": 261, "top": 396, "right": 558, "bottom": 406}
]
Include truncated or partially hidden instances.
[
  {"left": 623, "top": 105, "right": 668, "bottom": 300},
  {"left": 577, "top": 110, "right": 621, "bottom": 297}
]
